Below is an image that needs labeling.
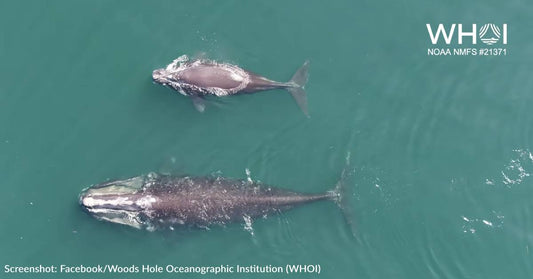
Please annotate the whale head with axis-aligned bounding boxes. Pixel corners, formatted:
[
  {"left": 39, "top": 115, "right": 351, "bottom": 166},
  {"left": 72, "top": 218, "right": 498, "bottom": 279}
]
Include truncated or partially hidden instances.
[
  {"left": 79, "top": 175, "right": 156, "bottom": 229},
  {"left": 152, "top": 55, "right": 191, "bottom": 87},
  {"left": 152, "top": 68, "right": 171, "bottom": 85}
]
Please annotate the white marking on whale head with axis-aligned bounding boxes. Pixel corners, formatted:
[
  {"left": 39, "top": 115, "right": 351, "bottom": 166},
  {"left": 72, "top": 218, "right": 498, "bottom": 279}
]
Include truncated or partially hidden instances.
[
  {"left": 82, "top": 196, "right": 133, "bottom": 207},
  {"left": 135, "top": 195, "right": 156, "bottom": 209},
  {"left": 79, "top": 175, "right": 160, "bottom": 230}
]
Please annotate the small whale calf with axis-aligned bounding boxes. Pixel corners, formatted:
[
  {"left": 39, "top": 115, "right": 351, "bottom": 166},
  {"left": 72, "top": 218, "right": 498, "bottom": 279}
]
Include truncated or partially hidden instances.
[
  {"left": 79, "top": 172, "right": 347, "bottom": 231},
  {"left": 152, "top": 55, "right": 310, "bottom": 116}
]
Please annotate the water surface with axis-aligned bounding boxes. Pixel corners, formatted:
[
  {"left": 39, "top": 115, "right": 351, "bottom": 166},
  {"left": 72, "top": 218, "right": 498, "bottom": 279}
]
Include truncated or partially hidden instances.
[{"left": 1, "top": 0, "right": 533, "bottom": 278}]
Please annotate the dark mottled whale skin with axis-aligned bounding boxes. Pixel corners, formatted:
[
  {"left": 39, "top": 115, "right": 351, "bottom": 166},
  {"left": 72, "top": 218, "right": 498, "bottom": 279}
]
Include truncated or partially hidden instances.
[
  {"left": 152, "top": 55, "right": 310, "bottom": 116},
  {"left": 79, "top": 173, "right": 341, "bottom": 231}
]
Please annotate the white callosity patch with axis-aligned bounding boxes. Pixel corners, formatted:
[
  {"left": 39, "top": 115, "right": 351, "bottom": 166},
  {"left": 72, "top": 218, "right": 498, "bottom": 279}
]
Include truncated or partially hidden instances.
[
  {"left": 82, "top": 196, "right": 133, "bottom": 208},
  {"left": 80, "top": 175, "right": 161, "bottom": 230},
  {"left": 135, "top": 195, "right": 156, "bottom": 208},
  {"left": 82, "top": 195, "right": 151, "bottom": 230}
]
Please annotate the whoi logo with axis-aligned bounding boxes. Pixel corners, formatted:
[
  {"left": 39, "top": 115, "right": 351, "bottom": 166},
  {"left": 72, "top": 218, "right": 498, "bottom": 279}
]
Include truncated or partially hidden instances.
[
  {"left": 426, "top": 23, "right": 508, "bottom": 56},
  {"left": 479, "top": 24, "right": 502, "bottom": 45}
]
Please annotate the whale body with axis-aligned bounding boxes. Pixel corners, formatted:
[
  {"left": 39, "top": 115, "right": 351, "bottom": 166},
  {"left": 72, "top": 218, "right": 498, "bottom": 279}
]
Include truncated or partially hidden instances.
[
  {"left": 79, "top": 173, "right": 340, "bottom": 231},
  {"left": 152, "top": 55, "right": 310, "bottom": 116}
]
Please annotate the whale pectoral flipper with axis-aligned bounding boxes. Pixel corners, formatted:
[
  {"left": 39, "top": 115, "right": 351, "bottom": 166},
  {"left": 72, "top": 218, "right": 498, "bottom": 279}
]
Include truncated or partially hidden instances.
[
  {"left": 191, "top": 95, "right": 206, "bottom": 113},
  {"left": 287, "top": 60, "right": 310, "bottom": 117}
]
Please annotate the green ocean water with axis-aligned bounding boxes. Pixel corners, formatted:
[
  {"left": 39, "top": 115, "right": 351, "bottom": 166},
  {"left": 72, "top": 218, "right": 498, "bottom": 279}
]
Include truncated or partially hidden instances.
[{"left": 1, "top": 0, "right": 533, "bottom": 278}]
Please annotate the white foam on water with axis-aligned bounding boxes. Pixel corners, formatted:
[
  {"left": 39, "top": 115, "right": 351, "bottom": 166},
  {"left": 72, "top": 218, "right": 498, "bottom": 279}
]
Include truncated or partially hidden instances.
[
  {"left": 243, "top": 214, "right": 255, "bottom": 236},
  {"left": 461, "top": 211, "right": 504, "bottom": 233}
]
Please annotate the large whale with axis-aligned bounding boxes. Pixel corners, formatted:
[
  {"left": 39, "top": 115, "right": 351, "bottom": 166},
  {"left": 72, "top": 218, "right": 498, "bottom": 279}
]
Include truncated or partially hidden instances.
[
  {"left": 152, "top": 55, "right": 310, "bottom": 116},
  {"left": 79, "top": 172, "right": 348, "bottom": 231}
]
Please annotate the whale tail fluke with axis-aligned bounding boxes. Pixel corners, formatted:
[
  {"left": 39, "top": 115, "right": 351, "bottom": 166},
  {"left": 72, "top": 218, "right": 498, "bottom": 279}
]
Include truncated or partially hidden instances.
[
  {"left": 287, "top": 60, "right": 310, "bottom": 117},
  {"left": 328, "top": 152, "right": 357, "bottom": 238}
]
